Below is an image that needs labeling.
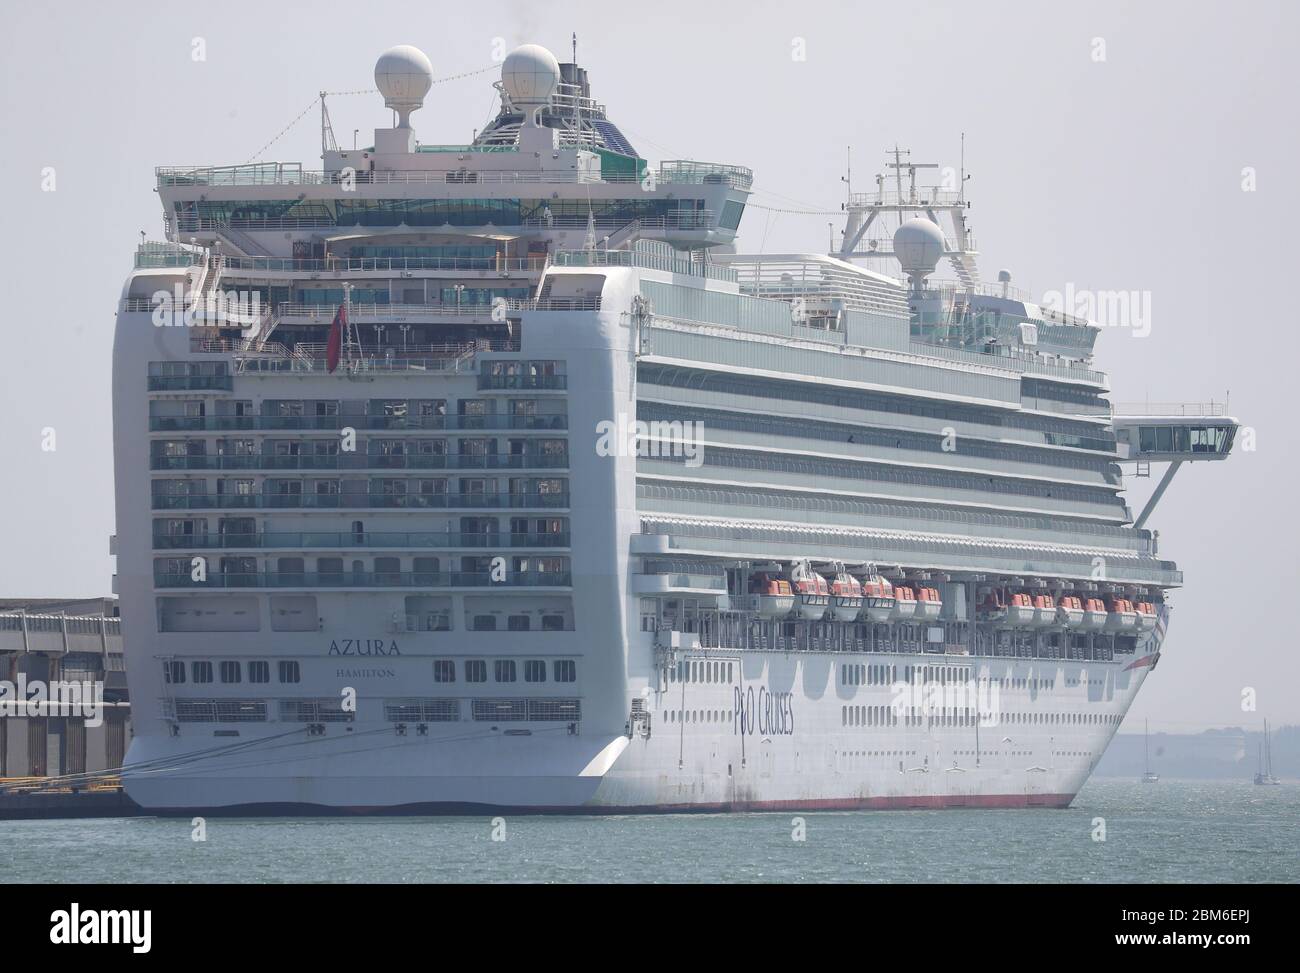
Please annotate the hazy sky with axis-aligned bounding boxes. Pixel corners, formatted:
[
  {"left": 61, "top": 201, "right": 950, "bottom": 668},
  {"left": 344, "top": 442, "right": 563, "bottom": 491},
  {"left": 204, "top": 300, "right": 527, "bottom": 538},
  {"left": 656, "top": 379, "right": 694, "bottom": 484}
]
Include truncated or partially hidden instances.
[{"left": 1, "top": 0, "right": 1295, "bottom": 729}]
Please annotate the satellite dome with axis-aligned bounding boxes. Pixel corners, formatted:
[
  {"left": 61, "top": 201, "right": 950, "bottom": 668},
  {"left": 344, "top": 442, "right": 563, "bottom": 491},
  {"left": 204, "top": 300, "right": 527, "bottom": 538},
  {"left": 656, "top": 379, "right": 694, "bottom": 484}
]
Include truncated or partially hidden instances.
[
  {"left": 997, "top": 268, "right": 1012, "bottom": 283},
  {"left": 893, "top": 218, "right": 946, "bottom": 277},
  {"left": 374, "top": 45, "right": 434, "bottom": 126},
  {"left": 502, "top": 44, "right": 561, "bottom": 109}
]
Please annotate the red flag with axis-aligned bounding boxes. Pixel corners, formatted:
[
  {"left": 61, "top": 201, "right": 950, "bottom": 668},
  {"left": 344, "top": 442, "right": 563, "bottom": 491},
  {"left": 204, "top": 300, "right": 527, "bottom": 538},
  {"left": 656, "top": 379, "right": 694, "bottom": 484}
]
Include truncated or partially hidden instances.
[{"left": 326, "top": 304, "right": 345, "bottom": 373}]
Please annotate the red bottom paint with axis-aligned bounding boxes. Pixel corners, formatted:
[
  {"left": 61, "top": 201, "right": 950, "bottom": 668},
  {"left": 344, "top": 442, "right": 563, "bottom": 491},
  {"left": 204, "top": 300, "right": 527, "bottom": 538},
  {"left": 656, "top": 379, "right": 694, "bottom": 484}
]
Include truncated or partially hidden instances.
[{"left": 156, "top": 793, "right": 1078, "bottom": 817}]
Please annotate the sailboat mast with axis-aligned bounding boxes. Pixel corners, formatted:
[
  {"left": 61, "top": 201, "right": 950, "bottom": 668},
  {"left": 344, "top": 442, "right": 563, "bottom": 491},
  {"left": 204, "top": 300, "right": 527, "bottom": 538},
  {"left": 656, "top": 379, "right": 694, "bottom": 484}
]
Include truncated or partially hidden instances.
[{"left": 1266, "top": 719, "right": 1273, "bottom": 777}]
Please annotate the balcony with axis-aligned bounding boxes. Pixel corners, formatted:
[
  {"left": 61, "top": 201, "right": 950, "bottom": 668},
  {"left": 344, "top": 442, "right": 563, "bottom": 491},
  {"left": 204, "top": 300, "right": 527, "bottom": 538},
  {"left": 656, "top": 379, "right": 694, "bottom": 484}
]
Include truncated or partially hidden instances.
[
  {"left": 148, "top": 414, "right": 569, "bottom": 432},
  {"left": 153, "top": 570, "right": 573, "bottom": 589},
  {"left": 476, "top": 374, "right": 567, "bottom": 391},
  {"left": 148, "top": 375, "right": 234, "bottom": 392},
  {"left": 152, "top": 531, "right": 571, "bottom": 550},
  {"left": 656, "top": 161, "right": 754, "bottom": 191},
  {"left": 150, "top": 491, "right": 570, "bottom": 511},
  {"left": 218, "top": 255, "right": 547, "bottom": 274},
  {"left": 149, "top": 453, "right": 568, "bottom": 472}
]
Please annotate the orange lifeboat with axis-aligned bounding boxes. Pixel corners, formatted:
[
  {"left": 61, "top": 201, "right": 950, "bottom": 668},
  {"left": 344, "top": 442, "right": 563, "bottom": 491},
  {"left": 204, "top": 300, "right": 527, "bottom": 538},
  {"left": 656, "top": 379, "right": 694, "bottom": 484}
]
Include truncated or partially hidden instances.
[
  {"left": 790, "top": 559, "right": 830, "bottom": 620},
  {"left": 916, "top": 586, "right": 943, "bottom": 620},
  {"left": 829, "top": 565, "right": 864, "bottom": 622},
  {"left": 1079, "top": 597, "right": 1108, "bottom": 631},
  {"left": 861, "top": 575, "right": 896, "bottom": 622},
  {"left": 891, "top": 585, "right": 918, "bottom": 621},
  {"left": 1134, "top": 599, "right": 1158, "bottom": 633},
  {"left": 1007, "top": 592, "right": 1037, "bottom": 628},
  {"left": 1031, "top": 593, "right": 1056, "bottom": 628},
  {"left": 1055, "top": 595, "right": 1085, "bottom": 628},
  {"left": 1104, "top": 596, "right": 1139, "bottom": 633},
  {"left": 747, "top": 571, "right": 794, "bottom": 618}
]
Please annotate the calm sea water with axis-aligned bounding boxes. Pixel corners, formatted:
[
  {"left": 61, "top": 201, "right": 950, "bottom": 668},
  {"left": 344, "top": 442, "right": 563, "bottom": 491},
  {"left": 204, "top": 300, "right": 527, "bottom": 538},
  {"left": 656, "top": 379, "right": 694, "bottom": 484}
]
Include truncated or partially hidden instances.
[{"left": 2, "top": 779, "right": 1295, "bottom": 883}]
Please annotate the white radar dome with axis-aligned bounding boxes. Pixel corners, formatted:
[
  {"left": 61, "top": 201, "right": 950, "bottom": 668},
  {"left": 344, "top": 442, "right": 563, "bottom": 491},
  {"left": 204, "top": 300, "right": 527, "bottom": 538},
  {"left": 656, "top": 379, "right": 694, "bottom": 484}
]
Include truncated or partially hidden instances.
[
  {"left": 502, "top": 44, "right": 561, "bottom": 108},
  {"left": 374, "top": 45, "right": 434, "bottom": 126},
  {"left": 893, "top": 217, "right": 946, "bottom": 278}
]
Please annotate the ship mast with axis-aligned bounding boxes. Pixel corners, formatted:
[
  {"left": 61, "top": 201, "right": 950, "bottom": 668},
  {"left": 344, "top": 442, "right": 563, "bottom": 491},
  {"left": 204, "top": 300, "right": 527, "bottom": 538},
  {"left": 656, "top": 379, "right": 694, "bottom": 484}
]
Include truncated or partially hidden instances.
[{"left": 837, "top": 145, "right": 981, "bottom": 287}]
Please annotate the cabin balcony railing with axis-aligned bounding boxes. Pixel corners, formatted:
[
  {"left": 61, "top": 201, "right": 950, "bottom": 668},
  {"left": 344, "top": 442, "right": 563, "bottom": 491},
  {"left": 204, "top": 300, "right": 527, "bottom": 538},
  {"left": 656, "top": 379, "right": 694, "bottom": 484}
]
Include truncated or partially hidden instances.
[
  {"left": 232, "top": 355, "right": 478, "bottom": 376},
  {"left": 150, "top": 491, "right": 570, "bottom": 511},
  {"left": 147, "top": 375, "right": 234, "bottom": 392},
  {"left": 152, "top": 531, "right": 571, "bottom": 551},
  {"left": 148, "top": 414, "right": 568, "bottom": 432},
  {"left": 476, "top": 374, "right": 567, "bottom": 391},
  {"left": 272, "top": 298, "right": 600, "bottom": 319},
  {"left": 217, "top": 255, "right": 547, "bottom": 274},
  {"left": 165, "top": 214, "right": 713, "bottom": 235},
  {"left": 149, "top": 454, "right": 568, "bottom": 472},
  {"left": 153, "top": 570, "right": 573, "bottom": 589}
]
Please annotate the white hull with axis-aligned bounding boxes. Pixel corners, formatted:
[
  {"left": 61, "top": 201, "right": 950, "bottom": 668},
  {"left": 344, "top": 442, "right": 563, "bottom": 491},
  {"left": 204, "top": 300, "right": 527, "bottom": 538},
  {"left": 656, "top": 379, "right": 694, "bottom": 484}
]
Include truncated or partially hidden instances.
[{"left": 123, "top": 640, "right": 1159, "bottom": 813}]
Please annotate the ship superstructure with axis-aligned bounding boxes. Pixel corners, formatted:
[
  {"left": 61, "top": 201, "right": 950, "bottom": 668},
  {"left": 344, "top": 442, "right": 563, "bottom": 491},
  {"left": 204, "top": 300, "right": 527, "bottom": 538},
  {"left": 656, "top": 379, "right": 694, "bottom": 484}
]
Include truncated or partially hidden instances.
[{"left": 112, "top": 44, "right": 1237, "bottom": 812}]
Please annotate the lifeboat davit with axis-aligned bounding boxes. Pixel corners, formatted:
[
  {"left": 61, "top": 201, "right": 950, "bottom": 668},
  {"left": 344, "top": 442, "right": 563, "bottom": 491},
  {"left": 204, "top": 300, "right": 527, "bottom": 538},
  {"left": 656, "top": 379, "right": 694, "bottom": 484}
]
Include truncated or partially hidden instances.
[
  {"left": 829, "top": 567, "right": 864, "bottom": 622},
  {"left": 976, "top": 590, "right": 1008, "bottom": 624},
  {"left": 1104, "top": 597, "right": 1139, "bottom": 633},
  {"left": 861, "top": 575, "right": 896, "bottom": 622},
  {"left": 891, "top": 585, "right": 918, "bottom": 621},
  {"left": 1031, "top": 593, "right": 1056, "bottom": 628},
  {"left": 1056, "top": 595, "right": 1085, "bottom": 628},
  {"left": 916, "top": 586, "right": 943, "bottom": 620},
  {"left": 1007, "top": 592, "right": 1037, "bottom": 628},
  {"left": 747, "top": 571, "right": 794, "bottom": 618},
  {"left": 1134, "top": 600, "right": 1158, "bottom": 633},
  {"left": 790, "top": 560, "right": 830, "bottom": 620},
  {"left": 1079, "top": 597, "right": 1108, "bottom": 631}
]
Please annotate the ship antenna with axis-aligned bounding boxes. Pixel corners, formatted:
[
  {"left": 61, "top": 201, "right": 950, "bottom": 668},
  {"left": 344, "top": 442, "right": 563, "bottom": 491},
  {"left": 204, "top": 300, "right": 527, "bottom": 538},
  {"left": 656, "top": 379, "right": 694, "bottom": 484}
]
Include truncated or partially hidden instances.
[
  {"left": 320, "top": 91, "right": 339, "bottom": 158},
  {"left": 959, "top": 132, "right": 966, "bottom": 204}
]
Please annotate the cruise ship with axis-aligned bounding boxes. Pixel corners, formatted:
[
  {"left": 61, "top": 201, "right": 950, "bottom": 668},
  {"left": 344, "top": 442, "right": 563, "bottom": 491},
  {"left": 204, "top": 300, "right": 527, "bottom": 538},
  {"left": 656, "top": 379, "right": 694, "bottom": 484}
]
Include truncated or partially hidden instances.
[{"left": 112, "top": 43, "right": 1238, "bottom": 812}]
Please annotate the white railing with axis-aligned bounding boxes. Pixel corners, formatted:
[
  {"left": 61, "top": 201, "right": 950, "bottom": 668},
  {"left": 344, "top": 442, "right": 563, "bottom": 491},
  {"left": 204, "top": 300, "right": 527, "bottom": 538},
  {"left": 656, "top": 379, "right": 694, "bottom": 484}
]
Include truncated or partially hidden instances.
[
  {"left": 156, "top": 161, "right": 751, "bottom": 190},
  {"left": 1111, "top": 401, "right": 1229, "bottom": 417}
]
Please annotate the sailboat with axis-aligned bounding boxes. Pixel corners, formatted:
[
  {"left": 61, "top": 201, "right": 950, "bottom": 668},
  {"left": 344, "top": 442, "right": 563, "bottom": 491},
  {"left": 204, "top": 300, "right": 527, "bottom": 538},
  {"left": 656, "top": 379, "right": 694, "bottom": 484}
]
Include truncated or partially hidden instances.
[
  {"left": 1254, "top": 719, "right": 1280, "bottom": 786},
  {"left": 1142, "top": 718, "right": 1159, "bottom": 783}
]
